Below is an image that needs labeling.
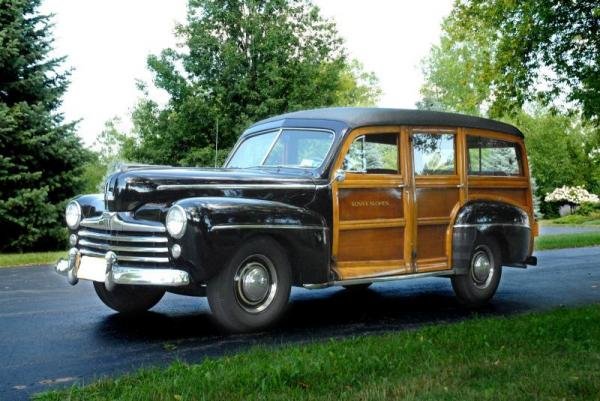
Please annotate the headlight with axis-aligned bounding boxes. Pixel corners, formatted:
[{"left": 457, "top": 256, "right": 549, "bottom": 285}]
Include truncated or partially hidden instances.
[
  {"left": 166, "top": 205, "right": 187, "bottom": 239},
  {"left": 65, "top": 201, "right": 82, "bottom": 229}
]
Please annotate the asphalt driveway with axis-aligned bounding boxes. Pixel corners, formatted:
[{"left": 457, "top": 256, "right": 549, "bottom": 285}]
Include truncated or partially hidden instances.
[{"left": 1, "top": 246, "right": 599, "bottom": 400}]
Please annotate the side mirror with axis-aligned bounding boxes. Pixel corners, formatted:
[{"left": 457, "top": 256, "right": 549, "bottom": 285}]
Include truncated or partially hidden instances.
[{"left": 334, "top": 169, "right": 346, "bottom": 183}]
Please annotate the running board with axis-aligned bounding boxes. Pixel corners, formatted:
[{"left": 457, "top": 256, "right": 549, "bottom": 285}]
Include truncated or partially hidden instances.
[{"left": 303, "top": 270, "right": 456, "bottom": 290}]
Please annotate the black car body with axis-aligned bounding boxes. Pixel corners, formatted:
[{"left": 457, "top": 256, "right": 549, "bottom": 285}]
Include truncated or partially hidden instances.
[{"left": 56, "top": 108, "right": 537, "bottom": 331}]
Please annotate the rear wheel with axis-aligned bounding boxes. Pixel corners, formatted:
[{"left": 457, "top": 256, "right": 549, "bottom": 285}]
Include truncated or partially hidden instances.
[
  {"left": 93, "top": 282, "right": 165, "bottom": 314},
  {"left": 451, "top": 238, "right": 502, "bottom": 307},
  {"left": 207, "top": 237, "right": 292, "bottom": 333}
]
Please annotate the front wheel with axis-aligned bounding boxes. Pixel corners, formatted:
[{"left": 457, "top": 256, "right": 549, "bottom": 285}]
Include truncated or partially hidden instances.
[
  {"left": 93, "top": 282, "right": 165, "bottom": 314},
  {"left": 451, "top": 238, "right": 502, "bottom": 307},
  {"left": 207, "top": 237, "right": 292, "bottom": 333}
]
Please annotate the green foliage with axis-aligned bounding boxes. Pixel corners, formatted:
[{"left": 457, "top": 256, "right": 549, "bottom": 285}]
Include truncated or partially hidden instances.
[
  {"left": 505, "top": 110, "right": 600, "bottom": 217},
  {"left": 80, "top": 153, "right": 107, "bottom": 194},
  {"left": 547, "top": 202, "right": 600, "bottom": 225},
  {"left": 547, "top": 214, "right": 600, "bottom": 226},
  {"left": 120, "top": 0, "right": 381, "bottom": 166},
  {"left": 36, "top": 305, "right": 600, "bottom": 401},
  {"left": 0, "top": 0, "right": 87, "bottom": 251},
  {"left": 575, "top": 202, "right": 600, "bottom": 217},
  {"left": 421, "top": 0, "right": 600, "bottom": 215},
  {"left": 421, "top": 0, "right": 600, "bottom": 122}
]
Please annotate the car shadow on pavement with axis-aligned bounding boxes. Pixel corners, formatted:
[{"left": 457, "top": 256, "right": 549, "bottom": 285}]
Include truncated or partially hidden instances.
[{"left": 91, "top": 284, "right": 513, "bottom": 347}]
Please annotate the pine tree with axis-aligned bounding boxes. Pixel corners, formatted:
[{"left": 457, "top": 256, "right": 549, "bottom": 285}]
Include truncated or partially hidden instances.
[{"left": 0, "top": 0, "right": 88, "bottom": 252}]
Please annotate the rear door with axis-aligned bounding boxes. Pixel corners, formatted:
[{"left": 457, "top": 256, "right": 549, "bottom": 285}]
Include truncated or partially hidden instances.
[{"left": 410, "top": 129, "right": 465, "bottom": 272}]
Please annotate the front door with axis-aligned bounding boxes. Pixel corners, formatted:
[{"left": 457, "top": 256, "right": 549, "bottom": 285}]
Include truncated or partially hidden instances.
[
  {"left": 332, "top": 128, "right": 409, "bottom": 279},
  {"left": 410, "top": 129, "right": 464, "bottom": 272}
]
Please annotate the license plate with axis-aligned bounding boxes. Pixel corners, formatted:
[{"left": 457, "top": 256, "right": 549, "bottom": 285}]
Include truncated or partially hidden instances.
[{"left": 77, "top": 256, "right": 107, "bottom": 282}]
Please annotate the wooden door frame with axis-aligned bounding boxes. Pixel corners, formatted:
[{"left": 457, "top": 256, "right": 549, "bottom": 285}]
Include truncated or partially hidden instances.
[
  {"left": 407, "top": 127, "right": 466, "bottom": 272},
  {"left": 330, "top": 126, "right": 408, "bottom": 279}
]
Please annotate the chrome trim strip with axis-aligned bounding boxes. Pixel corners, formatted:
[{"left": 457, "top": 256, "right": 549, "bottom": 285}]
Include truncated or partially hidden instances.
[
  {"left": 303, "top": 270, "right": 455, "bottom": 289},
  {"left": 80, "top": 212, "right": 166, "bottom": 233},
  {"left": 79, "top": 249, "right": 104, "bottom": 257},
  {"left": 79, "top": 249, "right": 169, "bottom": 263},
  {"left": 78, "top": 230, "right": 168, "bottom": 243},
  {"left": 111, "top": 266, "right": 190, "bottom": 287},
  {"left": 156, "top": 183, "right": 316, "bottom": 191},
  {"left": 209, "top": 224, "right": 325, "bottom": 232},
  {"left": 453, "top": 223, "right": 530, "bottom": 229},
  {"left": 79, "top": 239, "right": 169, "bottom": 254}
]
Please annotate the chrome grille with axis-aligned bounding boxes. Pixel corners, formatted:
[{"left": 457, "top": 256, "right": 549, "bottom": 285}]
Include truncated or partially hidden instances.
[{"left": 77, "top": 212, "right": 169, "bottom": 266}]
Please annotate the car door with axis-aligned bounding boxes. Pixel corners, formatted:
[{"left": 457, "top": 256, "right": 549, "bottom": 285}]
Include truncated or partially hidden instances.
[
  {"left": 410, "top": 128, "right": 465, "bottom": 272},
  {"left": 331, "top": 127, "right": 410, "bottom": 280}
]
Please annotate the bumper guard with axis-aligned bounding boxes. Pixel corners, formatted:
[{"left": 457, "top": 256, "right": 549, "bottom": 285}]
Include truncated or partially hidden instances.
[{"left": 55, "top": 248, "right": 190, "bottom": 290}]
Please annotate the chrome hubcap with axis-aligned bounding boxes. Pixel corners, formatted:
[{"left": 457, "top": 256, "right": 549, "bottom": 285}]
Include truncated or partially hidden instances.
[
  {"left": 471, "top": 249, "right": 494, "bottom": 289},
  {"left": 234, "top": 255, "right": 277, "bottom": 313}
]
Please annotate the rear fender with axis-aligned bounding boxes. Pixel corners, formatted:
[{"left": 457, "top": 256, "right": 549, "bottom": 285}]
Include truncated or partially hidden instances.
[{"left": 452, "top": 200, "right": 532, "bottom": 274}]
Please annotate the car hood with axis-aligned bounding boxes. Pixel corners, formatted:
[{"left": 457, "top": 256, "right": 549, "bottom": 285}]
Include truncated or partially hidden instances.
[{"left": 105, "top": 167, "right": 318, "bottom": 212}]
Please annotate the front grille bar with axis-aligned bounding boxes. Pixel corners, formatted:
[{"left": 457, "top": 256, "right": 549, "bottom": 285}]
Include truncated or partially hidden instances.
[
  {"left": 78, "top": 230, "right": 168, "bottom": 243},
  {"left": 80, "top": 249, "right": 170, "bottom": 264},
  {"left": 78, "top": 239, "right": 169, "bottom": 254},
  {"left": 80, "top": 214, "right": 165, "bottom": 233},
  {"left": 77, "top": 213, "right": 170, "bottom": 265}
]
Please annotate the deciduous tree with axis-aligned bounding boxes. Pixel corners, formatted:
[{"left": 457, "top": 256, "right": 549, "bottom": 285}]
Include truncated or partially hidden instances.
[{"left": 122, "top": 0, "right": 381, "bottom": 166}]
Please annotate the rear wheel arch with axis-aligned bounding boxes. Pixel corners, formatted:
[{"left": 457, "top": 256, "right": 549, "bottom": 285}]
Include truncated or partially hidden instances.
[{"left": 452, "top": 200, "right": 530, "bottom": 271}]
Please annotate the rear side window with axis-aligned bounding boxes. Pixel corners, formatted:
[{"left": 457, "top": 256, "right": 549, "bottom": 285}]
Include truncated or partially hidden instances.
[
  {"left": 412, "top": 133, "right": 456, "bottom": 175},
  {"left": 467, "top": 136, "right": 523, "bottom": 176}
]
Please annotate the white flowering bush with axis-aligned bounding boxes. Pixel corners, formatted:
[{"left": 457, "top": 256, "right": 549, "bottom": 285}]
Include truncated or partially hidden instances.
[{"left": 544, "top": 185, "right": 600, "bottom": 205}]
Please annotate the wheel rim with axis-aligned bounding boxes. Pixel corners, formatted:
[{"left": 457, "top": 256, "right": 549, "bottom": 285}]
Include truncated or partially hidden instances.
[
  {"left": 470, "top": 248, "right": 494, "bottom": 289},
  {"left": 233, "top": 255, "right": 278, "bottom": 314}
]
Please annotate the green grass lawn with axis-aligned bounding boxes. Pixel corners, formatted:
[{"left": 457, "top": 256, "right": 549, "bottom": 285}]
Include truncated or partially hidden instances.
[
  {"left": 542, "top": 214, "right": 600, "bottom": 225},
  {"left": 535, "top": 232, "right": 600, "bottom": 250},
  {"left": 0, "top": 251, "right": 65, "bottom": 268},
  {"left": 35, "top": 305, "right": 600, "bottom": 401}
]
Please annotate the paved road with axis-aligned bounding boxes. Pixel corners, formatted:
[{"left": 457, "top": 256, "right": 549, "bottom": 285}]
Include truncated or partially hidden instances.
[{"left": 1, "top": 247, "right": 600, "bottom": 401}]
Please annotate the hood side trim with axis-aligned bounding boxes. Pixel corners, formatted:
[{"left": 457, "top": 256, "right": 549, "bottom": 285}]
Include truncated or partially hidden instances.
[{"left": 156, "top": 183, "right": 316, "bottom": 191}]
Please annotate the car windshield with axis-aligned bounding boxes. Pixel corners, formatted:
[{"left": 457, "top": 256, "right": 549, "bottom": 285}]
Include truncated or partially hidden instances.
[{"left": 226, "top": 129, "right": 335, "bottom": 169}]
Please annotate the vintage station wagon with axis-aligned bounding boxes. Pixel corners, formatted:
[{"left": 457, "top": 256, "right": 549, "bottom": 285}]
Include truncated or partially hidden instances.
[{"left": 56, "top": 108, "right": 538, "bottom": 332}]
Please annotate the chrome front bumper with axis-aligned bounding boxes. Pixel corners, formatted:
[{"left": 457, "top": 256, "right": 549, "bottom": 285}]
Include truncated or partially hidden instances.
[{"left": 55, "top": 248, "right": 190, "bottom": 289}]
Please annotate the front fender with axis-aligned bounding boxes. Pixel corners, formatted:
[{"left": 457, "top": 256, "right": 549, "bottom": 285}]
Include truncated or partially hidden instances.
[
  {"left": 175, "top": 197, "right": 330, "bottom": 284},
  {"left": 452, "top": 200, "right": 532, "bottom": 273}
]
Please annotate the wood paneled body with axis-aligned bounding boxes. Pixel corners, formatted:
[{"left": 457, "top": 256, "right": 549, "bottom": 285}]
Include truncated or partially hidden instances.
[
  {"left": 414, "top": 184, "right": 460, "bottom": 271},
  {"left": 332, "top": 127, "right": 407, "bottom": 279},
  {"left": 339, "top": 188, "right": 403, "bottom": 221},
  {"left": 464, "top": 128, "right": 534, "bottom": 225},
  {"left": 410, "top": 128, "right": 464, "bottom": 272},
  {"left": 330, "top": 125, "right": 534, "bottom": 281}
]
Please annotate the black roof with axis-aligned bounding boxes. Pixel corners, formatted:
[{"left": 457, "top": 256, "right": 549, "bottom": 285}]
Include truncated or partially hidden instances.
[{"left": 251, "top": 107, "right": 524, "bottom": 138}]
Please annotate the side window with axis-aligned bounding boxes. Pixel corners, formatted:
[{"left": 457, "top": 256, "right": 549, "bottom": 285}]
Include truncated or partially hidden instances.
[
  {"left": 468, "top": 135, "right": 523, "bottom": 176},
  {"left": 342, "top": 133, "right": 399, "bottom": 174},
  {"left": 412, "top": 132, "right": 456, "bottom": 175}
]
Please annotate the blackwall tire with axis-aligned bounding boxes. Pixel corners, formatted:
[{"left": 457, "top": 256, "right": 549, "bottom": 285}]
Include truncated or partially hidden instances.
[
  {"left": 207, "top": 236, "right": 292, "bottom": 333},
  {"left": 93, "top": 281, "right": 165, "bottom": 314},
  {"left": 451, "top": 238, "right": 502, "bottom": 307}
]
